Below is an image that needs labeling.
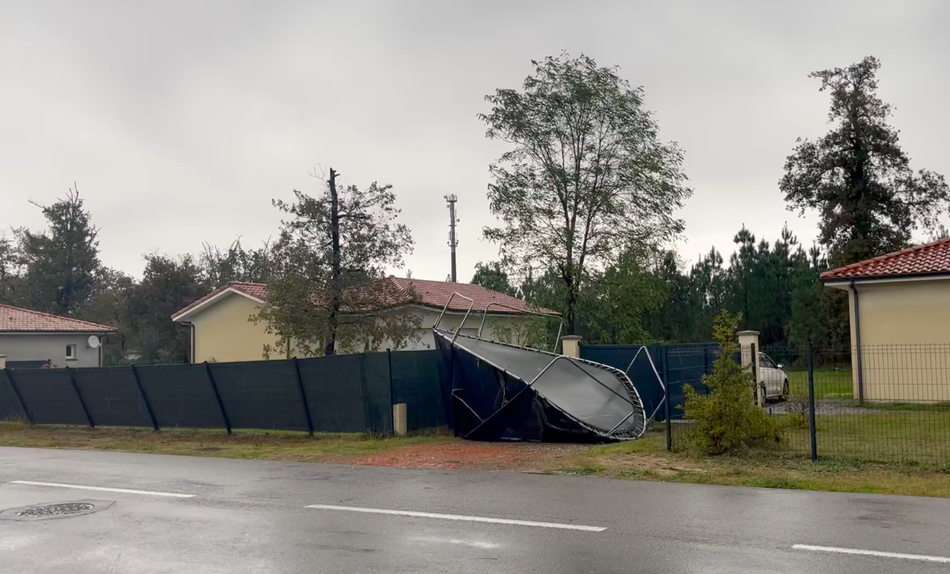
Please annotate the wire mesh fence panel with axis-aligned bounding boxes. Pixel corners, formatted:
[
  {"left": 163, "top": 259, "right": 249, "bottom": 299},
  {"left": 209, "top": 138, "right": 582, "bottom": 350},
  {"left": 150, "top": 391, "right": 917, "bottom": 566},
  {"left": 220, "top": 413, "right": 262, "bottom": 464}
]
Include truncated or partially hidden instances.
[
  {"left": 665, "top": 345, "right": 719, "bottom": 447},
  {"left": 0, "top": 369, "right": 28, "bottom": 421},
  {"left": 299, "top": 353, "right": 392, "bottom": 434},
  {"left": 759, "top": 345, "right": 950, "bottom": 465},
  {"left": 73, "top": 367, "right": 153, "bottom": 427},
  {"left": 137, "top": 364, "right": 227, "bottom": 429},
  {"left": 8, "top": 369, "right": 88, "bottom": 425},
  {"left": 210, "top": 360, "right": 309, "bottom": 432},
  {"left": 390, "top": 350, "right": 444, "bottom": 431}
]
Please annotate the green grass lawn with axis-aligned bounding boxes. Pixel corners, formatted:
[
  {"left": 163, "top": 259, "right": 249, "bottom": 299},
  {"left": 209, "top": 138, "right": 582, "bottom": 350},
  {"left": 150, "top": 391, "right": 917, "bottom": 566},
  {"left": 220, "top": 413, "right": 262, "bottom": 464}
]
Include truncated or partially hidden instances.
[
  {"left": 776, "top": 412, "right": 950, "bottom": 464},
  {"left": 555, "top": 433, "right": 950, "bottom": 498},
  {"left": 787, "top": 369, "right": 854, "bottom": 399}
]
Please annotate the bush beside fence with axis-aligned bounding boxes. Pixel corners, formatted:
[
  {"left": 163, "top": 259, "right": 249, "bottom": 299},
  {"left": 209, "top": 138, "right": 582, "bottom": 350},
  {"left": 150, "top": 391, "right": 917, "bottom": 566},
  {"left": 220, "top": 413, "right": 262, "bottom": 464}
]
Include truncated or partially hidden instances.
[{"left": 0, "top": 350, "right": 445, "bottom": 435}]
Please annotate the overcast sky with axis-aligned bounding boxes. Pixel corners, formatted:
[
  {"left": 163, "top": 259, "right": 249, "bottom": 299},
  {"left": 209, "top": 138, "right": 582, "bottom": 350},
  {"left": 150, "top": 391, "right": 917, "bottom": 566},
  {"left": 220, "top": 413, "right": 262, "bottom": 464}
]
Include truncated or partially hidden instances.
[{"left": 2, "top": 0, "right": 948, "bottom": 283}]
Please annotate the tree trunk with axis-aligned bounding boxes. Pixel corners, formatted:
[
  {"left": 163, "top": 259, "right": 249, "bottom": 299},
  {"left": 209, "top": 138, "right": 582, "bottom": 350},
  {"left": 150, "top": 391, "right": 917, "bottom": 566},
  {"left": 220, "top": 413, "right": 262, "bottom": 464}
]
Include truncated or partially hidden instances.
[
  {"left": 564, "top": 273, "right": 577, "bottom": 335},
  {"left": 324, "top": 168, "right": 342, "bottom": 356}
]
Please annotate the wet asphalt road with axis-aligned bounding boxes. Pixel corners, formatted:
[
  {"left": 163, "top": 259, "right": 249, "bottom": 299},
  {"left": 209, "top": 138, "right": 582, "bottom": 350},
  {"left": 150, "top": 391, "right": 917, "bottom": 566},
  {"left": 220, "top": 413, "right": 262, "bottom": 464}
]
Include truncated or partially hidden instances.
[{"left": 1, "top": 447, "right": 949, "bottom": 573}]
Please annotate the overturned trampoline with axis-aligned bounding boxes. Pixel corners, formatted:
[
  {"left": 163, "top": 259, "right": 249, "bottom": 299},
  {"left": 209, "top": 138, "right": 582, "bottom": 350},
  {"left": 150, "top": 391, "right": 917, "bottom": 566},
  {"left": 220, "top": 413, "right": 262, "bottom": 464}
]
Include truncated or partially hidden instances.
[{"left": 434, "top": 293, "right": 652, "bottom": 442}]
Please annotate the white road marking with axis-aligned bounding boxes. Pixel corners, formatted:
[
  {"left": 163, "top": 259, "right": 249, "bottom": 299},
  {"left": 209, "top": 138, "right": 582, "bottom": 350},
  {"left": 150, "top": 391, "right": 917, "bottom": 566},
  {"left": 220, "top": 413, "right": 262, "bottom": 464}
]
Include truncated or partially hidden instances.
[
  {"left": 793, "top": 544, "right": 950, "bottom": 564},
  {"left": 9, "top": 480, "right": 195, "bottom": 498},
  {"left": 412, "top": 536, "right": 501, "bottom": 549},
  {"left": 305, "top": 503, "right": 606, "bottom": 532}
]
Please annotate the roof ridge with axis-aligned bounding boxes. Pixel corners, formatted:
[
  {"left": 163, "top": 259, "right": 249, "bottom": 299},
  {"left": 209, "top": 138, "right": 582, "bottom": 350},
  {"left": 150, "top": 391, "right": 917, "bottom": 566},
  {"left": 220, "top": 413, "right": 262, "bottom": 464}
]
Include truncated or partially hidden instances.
[
  {"left": 0, "top": 303, "right": 114, "bottom": 330},
  {"left": 821, "top": 237, "right": 950, "bottom": 281}
]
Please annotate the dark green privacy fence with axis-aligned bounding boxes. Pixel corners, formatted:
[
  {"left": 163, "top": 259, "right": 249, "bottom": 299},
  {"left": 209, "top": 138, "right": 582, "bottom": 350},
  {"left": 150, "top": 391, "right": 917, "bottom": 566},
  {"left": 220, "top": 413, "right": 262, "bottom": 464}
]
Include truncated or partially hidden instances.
[{"left": 0, "top": 350, "right": 445, "bottom": 434}]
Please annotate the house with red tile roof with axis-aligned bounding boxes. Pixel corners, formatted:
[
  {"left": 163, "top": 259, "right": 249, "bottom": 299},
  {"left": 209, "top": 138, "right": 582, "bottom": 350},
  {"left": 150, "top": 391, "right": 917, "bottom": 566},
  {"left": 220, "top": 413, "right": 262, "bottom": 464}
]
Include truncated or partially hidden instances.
[
  {"left": 171, "top": 277, "right": 558, "bottom": 363},
  {"left": 0, "top": 304, "right": 114, "bottom": 368},
  {"left": 821, "top": 237, "right": 950, "bottom": 402}
]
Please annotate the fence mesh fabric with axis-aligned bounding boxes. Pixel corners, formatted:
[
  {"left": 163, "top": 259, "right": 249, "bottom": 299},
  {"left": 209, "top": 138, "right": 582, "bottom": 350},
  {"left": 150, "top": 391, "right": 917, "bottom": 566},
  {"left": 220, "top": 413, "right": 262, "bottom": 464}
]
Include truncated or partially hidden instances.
[
  {"left": 73, "top": 367, "right": 153, "bottom": 427},
  {"left": 391, "top": 351, "right": 446, "bottom": 431},
  {"left": 8, "top": 369, "right": 88, "bottom": 425},
  {"left": 136, "top": 364, "right": 226, "bottom": 429},
  {"left": 0, "top": 369, "right": 27, "bottom": 421},
  {"left": 0, "top": 350, "right": 446, "bottom": 435},
  {"left": 210, "top": 360, "right": 310, "bottom": 432},
  {"left": 298, "top": 353, "right": 393, "bottom": 433}
]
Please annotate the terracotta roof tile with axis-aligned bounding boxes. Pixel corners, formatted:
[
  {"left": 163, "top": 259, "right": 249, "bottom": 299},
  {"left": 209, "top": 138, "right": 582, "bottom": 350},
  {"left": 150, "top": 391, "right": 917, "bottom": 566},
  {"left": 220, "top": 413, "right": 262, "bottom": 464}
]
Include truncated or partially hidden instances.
[
  {"left": 172, "top": 278, "right": 558, "bottom": 320},
  {"left": 388, "top": 277, "right": 558, "bottom": 316},
  {"left": 0, "top": 304, "right": 114, "bottom": 333},
  {"left": 820, "top": 238, "right": 950, "bottom": 281}
]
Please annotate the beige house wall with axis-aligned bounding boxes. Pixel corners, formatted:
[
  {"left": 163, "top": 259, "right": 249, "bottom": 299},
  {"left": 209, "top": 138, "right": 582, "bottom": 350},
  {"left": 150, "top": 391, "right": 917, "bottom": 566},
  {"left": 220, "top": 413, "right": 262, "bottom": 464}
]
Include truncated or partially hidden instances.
[
  {"left": 190, "top": 293, "right": 285, "bottom": 363},
  {"left": 843, "top": 279, "right": 950, "bottom": 402},
  {"left": 187, "top": 294, "right": 555, "bottom": 362}
]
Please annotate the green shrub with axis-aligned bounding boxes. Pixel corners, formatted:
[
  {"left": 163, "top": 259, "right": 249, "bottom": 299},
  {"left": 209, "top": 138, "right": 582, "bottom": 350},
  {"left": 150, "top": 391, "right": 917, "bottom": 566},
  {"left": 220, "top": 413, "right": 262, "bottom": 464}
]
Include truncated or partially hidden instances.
[{"left": 681, "top": 311, "right": 780, "bottom": 455}]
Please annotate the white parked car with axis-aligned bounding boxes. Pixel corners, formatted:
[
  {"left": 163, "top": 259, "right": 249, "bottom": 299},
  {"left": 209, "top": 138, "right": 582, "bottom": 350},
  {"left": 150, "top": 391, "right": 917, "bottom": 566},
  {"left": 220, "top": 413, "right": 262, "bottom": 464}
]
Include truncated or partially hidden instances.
[{"left": 757, "top": 352, "right": 789, "bottom": 401}]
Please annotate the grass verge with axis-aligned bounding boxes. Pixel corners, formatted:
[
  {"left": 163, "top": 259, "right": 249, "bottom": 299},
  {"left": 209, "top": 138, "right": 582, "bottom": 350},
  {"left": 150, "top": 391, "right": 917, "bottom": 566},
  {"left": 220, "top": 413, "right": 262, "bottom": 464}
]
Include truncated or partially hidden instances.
[
  {"left": 552, "top": 433, "right": 950, "bottom": 498},
  {"left": 0, "top": 422, "right": 453, "bottom": 463}
]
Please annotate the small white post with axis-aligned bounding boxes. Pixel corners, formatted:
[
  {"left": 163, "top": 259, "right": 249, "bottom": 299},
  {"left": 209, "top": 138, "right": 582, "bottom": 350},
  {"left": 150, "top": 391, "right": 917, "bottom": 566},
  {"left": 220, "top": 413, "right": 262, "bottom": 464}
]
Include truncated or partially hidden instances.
[
  {"left": 561, "top": 336, "right": 582, "bottom": 358},
  {"left": 393, "top": 403, "right": 408, "bottom": 436},
  {"left": 0, "top": 355, "right": 6, "bottom": 369}
]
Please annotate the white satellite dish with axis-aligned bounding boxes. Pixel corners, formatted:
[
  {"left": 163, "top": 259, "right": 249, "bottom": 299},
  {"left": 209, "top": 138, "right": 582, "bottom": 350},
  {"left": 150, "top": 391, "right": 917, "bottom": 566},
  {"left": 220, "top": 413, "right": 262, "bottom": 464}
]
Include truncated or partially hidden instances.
[{"left": 87, "top": 335, "right": 100, "bottom": 349}]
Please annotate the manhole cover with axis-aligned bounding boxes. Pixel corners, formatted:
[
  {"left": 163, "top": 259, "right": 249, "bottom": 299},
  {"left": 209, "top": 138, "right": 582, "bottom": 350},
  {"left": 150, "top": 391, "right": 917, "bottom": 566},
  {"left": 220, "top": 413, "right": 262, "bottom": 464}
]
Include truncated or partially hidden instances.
[
  {"left": 0, "top": 500, "right": 113, "bottom": 521},
  {"left": 18, "top": 502, "right": 95, "bottom": 517}
]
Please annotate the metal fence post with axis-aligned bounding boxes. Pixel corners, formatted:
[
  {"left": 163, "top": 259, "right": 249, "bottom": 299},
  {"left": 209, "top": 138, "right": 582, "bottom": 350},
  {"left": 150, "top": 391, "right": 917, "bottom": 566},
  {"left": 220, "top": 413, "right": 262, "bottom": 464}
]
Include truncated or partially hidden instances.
[
  {"left": 751, "top": 342, "right": 761, "bottom": 407},
  {"left": 67, "top": 367, "right": 95, "bottom": 428},
  {"left": 204, "top": 362, "right": 231, "bottom": 434},
  {"left": 807, "top": 345, "right": 817, "bottom": 462},
  {"left": 130, "top": 365, "right": 159, "bottom": 432},
  {"left": 663, "top": 346, "right": 672, "bottom": 451},
  {"left": 293, "top": 358, "right": 314, "bottom": 436},
  {"left": 4, "top": 368, "right": 32, "bottom": 424}
]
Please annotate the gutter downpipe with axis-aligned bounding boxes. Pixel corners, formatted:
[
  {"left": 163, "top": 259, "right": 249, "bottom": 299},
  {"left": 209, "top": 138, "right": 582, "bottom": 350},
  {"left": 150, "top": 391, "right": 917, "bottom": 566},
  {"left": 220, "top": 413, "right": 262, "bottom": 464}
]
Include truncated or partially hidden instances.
[
  {"left": 850, "top": 280, "right": 864, "bottom": 404},
  {"left": 189, "top": 323, "right": 196, "bottom": 364}
]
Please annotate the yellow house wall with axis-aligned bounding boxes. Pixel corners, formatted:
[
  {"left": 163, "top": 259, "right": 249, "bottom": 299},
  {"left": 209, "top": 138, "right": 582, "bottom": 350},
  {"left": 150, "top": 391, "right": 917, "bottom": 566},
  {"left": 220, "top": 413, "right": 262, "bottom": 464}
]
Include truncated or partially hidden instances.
[
  {"left": 847, "top": 279, "right": 950, "bottom": 402},
  {"left": 189, "top": 298, "right": 555, "bottom": 361},
  {"left": 191, "top": 294, "right": 284, "bottom": 363}
]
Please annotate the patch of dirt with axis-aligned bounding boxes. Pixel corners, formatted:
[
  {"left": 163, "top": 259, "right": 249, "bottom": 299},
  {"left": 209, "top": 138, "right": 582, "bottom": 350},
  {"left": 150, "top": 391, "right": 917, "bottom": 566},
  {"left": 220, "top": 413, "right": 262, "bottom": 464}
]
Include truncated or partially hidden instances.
[{"left": 353, "top": 441, "right": 592, "bottom": 471}]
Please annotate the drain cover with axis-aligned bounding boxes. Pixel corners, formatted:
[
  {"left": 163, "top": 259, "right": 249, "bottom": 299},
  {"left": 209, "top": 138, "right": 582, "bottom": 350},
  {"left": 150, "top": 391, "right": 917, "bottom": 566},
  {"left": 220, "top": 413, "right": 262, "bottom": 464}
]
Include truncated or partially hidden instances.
[{"left": 0, "top": 500, "right": 113, "bottom": 521}]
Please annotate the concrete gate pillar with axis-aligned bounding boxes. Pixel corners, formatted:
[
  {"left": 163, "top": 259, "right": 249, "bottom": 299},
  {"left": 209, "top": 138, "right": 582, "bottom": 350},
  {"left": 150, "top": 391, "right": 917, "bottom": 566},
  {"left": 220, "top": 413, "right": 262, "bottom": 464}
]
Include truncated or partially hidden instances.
[
  {"left": 561, "top": 336, "right": 582, "bottom": 358},
  {"left": 737, "top": 330, "right": 763, "bottom": 406}
]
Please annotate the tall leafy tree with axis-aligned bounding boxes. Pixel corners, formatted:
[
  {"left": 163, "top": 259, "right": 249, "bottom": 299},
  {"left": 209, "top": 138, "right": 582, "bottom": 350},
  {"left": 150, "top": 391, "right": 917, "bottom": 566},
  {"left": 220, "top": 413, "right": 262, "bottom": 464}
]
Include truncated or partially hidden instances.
[
  {"left": 586, "top": 245, "right": 665, "bottom": 343},
  {"left": 687, "top": 247, "right": 727, "bottom": 341},
  {"left": 17, "top": 187, "right": 101, "bottom": 315},
  {"left": 471, "top": 261, "right": 518, "bottom": 297},
  {"left": 125, "top": 254, "right": 206, "bottom": 364},
  {"left": 256, "top": 169, "right": 418, "bottom": 357},
  {"left": 0, "top": 234, "right": 22, "bottom": 305},
  {"left": 80, "top": 267, "right": 135, "bottom": 365},
  {"left": 480, "top": 53, "right": 691, "bottom": 334},
  {"left": 781, "top": 56, "right": 949, "bottom": 266},
  {"left": 200, "top": 237, "right": 274, "bottom": 286}
]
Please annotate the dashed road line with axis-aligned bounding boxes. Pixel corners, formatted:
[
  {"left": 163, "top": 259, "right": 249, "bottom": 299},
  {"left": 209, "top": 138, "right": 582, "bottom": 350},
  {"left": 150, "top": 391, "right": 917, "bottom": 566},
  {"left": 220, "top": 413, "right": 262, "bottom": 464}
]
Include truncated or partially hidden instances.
[
  {"left": 9, "top": 480, "right": 195, "bottom": 498},
  {"left": 305, "top": 503, "right": 606, "bottom": 532},
  {"left": 792, "top": 544, "right": 950, "bottom": 564}
]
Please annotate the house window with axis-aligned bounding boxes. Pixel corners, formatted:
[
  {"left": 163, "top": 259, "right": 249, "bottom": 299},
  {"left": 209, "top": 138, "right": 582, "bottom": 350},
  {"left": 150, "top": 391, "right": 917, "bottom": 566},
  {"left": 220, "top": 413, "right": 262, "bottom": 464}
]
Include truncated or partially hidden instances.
[{"left": 65, "top": 344, "right": 77, "bottom": 360}]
